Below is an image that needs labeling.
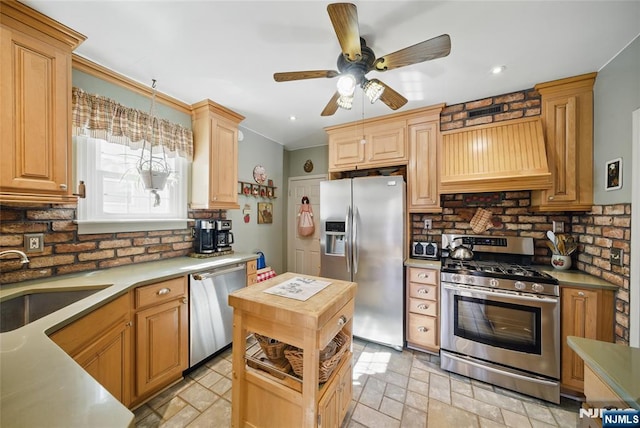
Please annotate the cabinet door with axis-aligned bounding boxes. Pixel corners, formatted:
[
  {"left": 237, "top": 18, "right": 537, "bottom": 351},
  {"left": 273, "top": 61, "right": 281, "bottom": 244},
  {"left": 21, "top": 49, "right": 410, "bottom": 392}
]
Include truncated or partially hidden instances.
[
  {"left": 0, "top": 27, "right": 74, "bottom": 203},
  {"left": 366, "top": 121, "right": 406, "bottom": 164},
  {"left": 73, "top": 321, "right": 132, "bottom": 407},
  {"left": 328, "top": 132, "right": 365, "bottom": 170},
  {"left": 338, "top": 359, "right": 352, "bottom": 423},
  {"left": 561, "top": 287, "right": 598, "bottom": 392},
  {"left": 135, "top": 297, "right": 188, "bottom": 398},
  {"left": 408, "top": 121, "right": 440, "bottom": 211},
  {"left": 210, "top": 117, "right": 239, "bottom": 208}
]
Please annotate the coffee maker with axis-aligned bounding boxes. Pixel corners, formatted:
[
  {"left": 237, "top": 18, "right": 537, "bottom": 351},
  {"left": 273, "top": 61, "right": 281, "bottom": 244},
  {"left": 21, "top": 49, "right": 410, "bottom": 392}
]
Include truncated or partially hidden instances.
[
  {"left": 194, "top": 219, "right": 234, "bottom": 253},
  {"left": 194, "top": 220, "right": 216, "bottom": 254},
  {"left": 213, "top": 219, "right": 233, "bottom": 252}
]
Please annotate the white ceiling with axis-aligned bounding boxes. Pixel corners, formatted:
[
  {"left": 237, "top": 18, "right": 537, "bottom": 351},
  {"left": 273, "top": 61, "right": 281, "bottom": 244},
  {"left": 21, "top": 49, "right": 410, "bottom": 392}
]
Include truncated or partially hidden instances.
[{"left": 22, "top": 1, "right": 640, "bottom": 151}]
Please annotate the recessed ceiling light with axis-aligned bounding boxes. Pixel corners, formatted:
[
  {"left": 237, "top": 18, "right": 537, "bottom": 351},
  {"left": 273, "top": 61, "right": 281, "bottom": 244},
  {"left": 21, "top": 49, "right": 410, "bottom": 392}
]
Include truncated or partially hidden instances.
[
  {"left": 492, "top": 65, "right": 506, "bottom": 74},
  {"left": 289, "top": 115, "right": 296, "bottom": 121}
]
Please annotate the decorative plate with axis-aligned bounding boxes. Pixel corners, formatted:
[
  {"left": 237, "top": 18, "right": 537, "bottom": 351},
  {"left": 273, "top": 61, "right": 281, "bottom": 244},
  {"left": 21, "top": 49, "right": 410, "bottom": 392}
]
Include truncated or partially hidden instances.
[{"left": 253, "top": 165, "right": 267, "bottom": 184}]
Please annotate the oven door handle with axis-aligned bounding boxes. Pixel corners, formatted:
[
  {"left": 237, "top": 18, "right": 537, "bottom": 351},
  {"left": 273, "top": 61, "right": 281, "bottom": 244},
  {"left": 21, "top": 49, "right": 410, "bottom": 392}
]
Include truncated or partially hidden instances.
[
  {"left": 442, "top": 283, "right": 559, "bottom": 304},
  {"left": 444, "top": 352, "right": 559, "bottom": 387}
]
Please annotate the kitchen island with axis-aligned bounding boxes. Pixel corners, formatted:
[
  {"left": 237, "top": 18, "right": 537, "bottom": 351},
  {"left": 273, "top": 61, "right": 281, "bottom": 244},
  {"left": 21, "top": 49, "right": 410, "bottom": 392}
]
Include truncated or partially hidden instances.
[{"left": 229, "top": 272, "right": 357, "bottom": 428}]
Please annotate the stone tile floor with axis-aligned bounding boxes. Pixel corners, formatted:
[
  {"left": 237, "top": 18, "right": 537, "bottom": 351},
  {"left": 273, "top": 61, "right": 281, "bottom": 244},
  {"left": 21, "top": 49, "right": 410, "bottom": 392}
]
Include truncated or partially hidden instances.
[{"left": 134, "top": 338, "right": 581, "bottom": 427}]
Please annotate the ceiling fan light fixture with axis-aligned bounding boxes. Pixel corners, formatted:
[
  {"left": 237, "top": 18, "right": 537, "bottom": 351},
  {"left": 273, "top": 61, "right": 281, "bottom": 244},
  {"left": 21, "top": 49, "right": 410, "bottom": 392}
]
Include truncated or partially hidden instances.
[
  {"left": 337, "top": 74, "right": 357, "bottom": 96},
  {"left": 337, "top": 94, "right": 353, "bottom": 110},
  {"left": 362, "top": 78, "right": 385, "bottom": 104}
]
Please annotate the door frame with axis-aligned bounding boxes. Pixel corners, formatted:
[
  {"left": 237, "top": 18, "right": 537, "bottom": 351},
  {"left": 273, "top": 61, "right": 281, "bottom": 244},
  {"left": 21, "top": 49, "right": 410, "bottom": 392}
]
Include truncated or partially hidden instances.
[
  {"left": 286, "top": 174, "right": 327, "bottom": 273},
  {"left": 630, "top": 108, "right": 639, "bottom": 346}
]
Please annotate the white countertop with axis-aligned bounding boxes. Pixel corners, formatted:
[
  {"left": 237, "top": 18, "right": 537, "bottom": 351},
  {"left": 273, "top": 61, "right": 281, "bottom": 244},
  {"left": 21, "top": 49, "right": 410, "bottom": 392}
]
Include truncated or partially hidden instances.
[{"left": 0, "top": 253, "right": 258, "bottom": 428}]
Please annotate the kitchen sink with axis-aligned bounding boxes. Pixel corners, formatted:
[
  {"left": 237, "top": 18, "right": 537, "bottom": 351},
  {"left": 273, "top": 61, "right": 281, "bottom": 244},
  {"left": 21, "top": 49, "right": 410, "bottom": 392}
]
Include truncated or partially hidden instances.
[{"left": 0, "top": 288, "right": 106, "bottom": 333}]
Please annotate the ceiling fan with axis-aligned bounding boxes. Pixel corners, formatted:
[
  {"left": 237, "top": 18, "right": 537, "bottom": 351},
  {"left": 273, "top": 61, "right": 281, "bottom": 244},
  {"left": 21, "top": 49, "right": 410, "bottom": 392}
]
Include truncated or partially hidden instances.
[{"left": 273, "top": 3, "right": 451, "bottom": 116}]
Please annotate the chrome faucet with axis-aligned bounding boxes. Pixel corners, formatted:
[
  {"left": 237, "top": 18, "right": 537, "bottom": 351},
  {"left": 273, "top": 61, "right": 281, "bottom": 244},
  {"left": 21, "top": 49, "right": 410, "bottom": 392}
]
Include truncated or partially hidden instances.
[{"left": 0, "top": 250, "right": 30, "bottom": 264}]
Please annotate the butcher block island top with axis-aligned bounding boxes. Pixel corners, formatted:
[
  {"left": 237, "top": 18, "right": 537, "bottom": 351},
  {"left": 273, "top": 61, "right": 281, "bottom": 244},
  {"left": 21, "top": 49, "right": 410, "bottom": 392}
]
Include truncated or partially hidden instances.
[{"left": 229, "top": 272, "right": 357, "bottom": 428}]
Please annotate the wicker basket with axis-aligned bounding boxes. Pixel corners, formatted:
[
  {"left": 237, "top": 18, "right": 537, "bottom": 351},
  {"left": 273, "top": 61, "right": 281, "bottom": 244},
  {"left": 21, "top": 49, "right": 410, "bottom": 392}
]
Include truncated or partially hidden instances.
[
  {"left": 253, "top": 333, "right": 290, "bottom": 364},
  {"left": 285, "top": 330, "right": 350, "bottom": 383}
]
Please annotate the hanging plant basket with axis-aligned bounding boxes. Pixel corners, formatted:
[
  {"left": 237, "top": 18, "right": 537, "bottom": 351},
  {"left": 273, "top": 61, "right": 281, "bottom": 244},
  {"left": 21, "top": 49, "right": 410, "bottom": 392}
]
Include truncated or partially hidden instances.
[{"left": 137, "top": 159, "right": 170, "bottom": 191}]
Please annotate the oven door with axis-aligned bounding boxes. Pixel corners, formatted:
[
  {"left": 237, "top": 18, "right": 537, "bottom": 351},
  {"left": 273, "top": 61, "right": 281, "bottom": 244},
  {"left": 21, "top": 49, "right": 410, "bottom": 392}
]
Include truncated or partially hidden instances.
[{"left": 441, "top": 282, "right": 560, "bottom": 379}]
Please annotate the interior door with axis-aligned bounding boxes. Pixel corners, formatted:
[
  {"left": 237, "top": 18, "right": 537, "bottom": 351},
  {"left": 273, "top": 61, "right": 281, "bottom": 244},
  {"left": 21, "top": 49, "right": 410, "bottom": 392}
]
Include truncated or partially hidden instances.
[{"left": 287, "top": 175, "right": 325, "bottom": 275}]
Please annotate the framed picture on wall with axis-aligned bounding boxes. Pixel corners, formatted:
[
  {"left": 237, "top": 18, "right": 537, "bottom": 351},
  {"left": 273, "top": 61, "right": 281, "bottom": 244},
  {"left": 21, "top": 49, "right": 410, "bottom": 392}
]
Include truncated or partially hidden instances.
[
  {"left": 258, "top": 202, "right": 273, "bottom": 224},
  {"left": 605, "top": 158, "right": 622, "bottom": 191}
]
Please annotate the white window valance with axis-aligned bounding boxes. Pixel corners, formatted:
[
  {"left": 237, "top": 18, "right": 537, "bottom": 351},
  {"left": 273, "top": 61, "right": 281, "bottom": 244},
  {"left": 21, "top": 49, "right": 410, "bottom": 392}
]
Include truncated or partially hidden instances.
[{"left": 72, "top": 87, "right": 193, "bottom": 161}]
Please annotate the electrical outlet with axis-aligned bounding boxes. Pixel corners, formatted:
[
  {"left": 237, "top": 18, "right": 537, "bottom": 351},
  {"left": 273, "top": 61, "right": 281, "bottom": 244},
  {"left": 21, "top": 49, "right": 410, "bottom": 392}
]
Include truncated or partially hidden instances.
[
  {"left": 552, "top": 221, "right": 565, "bottom": 233},
  {"left": 423, "top": 219, "right": 432, "bottom": 230},
  {"left": 24, "top": 233, "right": 44, "bottom": 253},
  {"left": 610, "top": 248, "right": 623, "bottom": 266}
]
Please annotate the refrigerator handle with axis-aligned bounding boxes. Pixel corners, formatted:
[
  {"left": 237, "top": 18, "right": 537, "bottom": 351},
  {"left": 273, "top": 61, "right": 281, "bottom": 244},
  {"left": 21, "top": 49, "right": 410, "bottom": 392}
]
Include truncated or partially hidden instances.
[
  {"left": 345, "top": 206, "right": 352, "bottom": 273},
  {"left": 353, "top": 205, "right": 359, "bottom": 274}
]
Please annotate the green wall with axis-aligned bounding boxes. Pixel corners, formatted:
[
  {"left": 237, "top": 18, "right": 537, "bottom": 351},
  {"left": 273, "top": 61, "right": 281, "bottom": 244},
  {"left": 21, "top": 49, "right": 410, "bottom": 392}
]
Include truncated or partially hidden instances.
[{"left": 593, "top": 36, "right": 640, "bottom": 204}]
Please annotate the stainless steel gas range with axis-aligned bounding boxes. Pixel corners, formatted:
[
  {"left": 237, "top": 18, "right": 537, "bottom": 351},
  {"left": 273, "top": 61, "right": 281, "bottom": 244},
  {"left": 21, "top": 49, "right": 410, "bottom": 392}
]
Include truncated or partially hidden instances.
[{"left": 439, "top": 234, "right": 561, "bottom": 404}]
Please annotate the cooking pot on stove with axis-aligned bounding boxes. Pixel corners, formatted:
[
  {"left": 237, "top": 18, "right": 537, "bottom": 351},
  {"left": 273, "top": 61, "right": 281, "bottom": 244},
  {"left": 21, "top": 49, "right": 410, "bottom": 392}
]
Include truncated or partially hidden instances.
[{"left": 448, "top": 237, "right": 474, "bottom": 260}]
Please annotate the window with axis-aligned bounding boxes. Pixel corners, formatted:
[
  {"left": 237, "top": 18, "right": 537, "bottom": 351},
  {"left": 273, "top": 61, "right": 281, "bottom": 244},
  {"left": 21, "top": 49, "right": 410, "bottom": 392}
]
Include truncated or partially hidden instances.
[{"left": 75, "top": 136, "right": 188, "bottom": 234}]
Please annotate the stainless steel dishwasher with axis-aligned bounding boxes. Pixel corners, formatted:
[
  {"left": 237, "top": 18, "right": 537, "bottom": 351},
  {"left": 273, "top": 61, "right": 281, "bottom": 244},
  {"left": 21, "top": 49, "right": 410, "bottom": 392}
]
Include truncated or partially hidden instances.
[{"left": 189, "top": 263, "right": 246, "bottom": 367}]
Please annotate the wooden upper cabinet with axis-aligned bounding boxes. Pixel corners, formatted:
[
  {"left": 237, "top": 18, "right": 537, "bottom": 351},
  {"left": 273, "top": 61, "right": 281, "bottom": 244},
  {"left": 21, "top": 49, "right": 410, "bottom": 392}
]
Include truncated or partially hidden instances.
[
  {"left": 0, "top": 1, "right": 85, "bottom": 204},
  {"left": 407, "top": 105, "right": 444, "bottom": 212},
  {"left": 531, "top": 73, "right": 596, "bottom": 212},
  {"left": 191, "top": 99, "right": 244, "bottom": 210},
  {"left": 326, "top": 117, "right": 406, "bottom": 172}
]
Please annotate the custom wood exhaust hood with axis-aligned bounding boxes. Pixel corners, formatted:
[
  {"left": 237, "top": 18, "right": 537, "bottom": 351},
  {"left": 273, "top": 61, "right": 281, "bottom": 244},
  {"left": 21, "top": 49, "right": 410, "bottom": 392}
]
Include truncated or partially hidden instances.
[{"left": 439, "top": 117, "right": 552, "bottom": 193}]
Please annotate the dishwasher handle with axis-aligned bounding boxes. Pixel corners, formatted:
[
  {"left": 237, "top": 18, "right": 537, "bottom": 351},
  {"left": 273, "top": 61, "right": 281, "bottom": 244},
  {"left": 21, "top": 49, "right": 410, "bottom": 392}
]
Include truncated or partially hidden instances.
[{"left": 192, "top": 264, "right": 245, "bottom": 281}]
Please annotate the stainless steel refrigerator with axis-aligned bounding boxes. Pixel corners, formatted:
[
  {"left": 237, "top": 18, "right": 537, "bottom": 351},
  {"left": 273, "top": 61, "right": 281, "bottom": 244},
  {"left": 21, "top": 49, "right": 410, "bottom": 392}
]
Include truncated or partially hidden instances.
[{"left": 320, "top": 176, "right": 405, "bottom": 350}]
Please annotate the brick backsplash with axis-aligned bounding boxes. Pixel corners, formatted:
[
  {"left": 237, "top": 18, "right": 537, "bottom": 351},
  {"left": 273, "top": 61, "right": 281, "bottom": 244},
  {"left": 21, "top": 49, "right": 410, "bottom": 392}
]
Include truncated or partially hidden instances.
[
  {"left": 411, "top": 194, "right": 632, "bottom": 344},
  {"left": 440, "top": 89, "right": 541, "bottom": 131},
  {"left": 0, "top": 204, "right": 225, "bottom": 285}
]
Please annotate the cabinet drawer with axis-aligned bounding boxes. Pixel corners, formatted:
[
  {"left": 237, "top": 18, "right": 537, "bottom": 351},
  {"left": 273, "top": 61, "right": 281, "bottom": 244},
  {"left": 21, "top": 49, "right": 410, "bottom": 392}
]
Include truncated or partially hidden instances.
[
  {"left": 247, "top": 273, "right": 258, "bottom": 286},
  {"left": 135, "top": 276, "right": 186, "bottom": 309},
  {"left": 247, "top": 260, "right": 257, "bottom": 275},
  {"left": 409, "top": 283, "right": 438, "bottom": 300},
  {"left": 409, "top": 268, "right": 438, "bottom": 285},
  {"left": 319, "top": 299, "right": 354, "bottom": 348},
  {"left": 407, "top": 313, "right": 437, "bottom": 348},
  {"left": 408, "top": 297, "right": 437, "bottom": 316}
]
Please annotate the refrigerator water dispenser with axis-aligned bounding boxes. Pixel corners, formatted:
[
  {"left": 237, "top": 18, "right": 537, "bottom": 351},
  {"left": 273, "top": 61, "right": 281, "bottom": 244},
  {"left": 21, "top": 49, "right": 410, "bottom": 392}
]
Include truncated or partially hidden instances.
[{"left": 324, "top": 221, "right": 346, "bottom": 256}]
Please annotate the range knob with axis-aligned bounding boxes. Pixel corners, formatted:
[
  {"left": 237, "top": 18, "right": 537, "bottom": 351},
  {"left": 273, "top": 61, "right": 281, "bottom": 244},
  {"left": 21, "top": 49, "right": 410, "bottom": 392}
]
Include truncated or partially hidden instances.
[
  {"left": 489, "top": 278, "right": 499, "bottom": 288},
  {"left": 467, "top": 276, "right": 476, "bottom": 284},
  {"left": 514, "top": 281, "right": 526, "bottom": 290},
  {"left": 452, "top": 274, "right": 461, "bottom": 282},
  {"left": 532, "top": 283, "right": 545, "bottom": 293}
]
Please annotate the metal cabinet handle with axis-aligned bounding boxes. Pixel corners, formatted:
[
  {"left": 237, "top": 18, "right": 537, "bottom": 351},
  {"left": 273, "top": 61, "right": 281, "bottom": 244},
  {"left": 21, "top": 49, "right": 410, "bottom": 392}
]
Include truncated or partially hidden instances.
[
  {"left": 59, "top": 184, "right": 68, "bottom": 190},
  {"left": 157, "top": 287, "right": 171, "bottom": 295},
  {"left": 417, "top": 304, "right": 429, "bottom": 310},
  {"left": 418, "top": 288, "right": 429, "bottom": 294},
  {"left": 337, "top": 315, "right": 347, "bottom": 326},
  {"left": 417, "top": 326, "right": 429, "bottom": 333},
  {"left": 578, "top": 291, "right": 585, "bottom": 297},
  {"left": 181, "top": 297, "right": 188, "bottom": 304},
  {"left": 418, "top": 273, "right": 429, "bottom": 279},
  {"left": 126, "top": 321, "right": 132, "bottom": 327}
]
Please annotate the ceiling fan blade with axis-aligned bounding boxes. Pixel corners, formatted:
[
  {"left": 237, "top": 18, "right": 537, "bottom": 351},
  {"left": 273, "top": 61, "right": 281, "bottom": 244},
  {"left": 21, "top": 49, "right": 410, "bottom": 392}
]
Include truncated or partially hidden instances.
[
  {"left": 378, "top": 81, "right": 408, "bottom": 110},
  {"left": 274, "top": 70, "right": 339, "bottom": 82},
  {"left": 321, "top": 92, "right": 341, "bottom": 116},
  {"left": 374, "top": 34, "right": 451, "bottom": 72},
  {"left": 327, "top": 3, "right": 361, "bottom": 62}
]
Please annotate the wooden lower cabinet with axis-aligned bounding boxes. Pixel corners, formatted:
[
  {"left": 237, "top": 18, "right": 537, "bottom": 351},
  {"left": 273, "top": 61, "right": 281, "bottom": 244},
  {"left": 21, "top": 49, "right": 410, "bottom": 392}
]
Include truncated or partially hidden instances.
[
  {"left": 318, "top": 357, "right": 352, "bottom": 428},
  {"left": 247, "top": 259, "right": 258, "bottom": 286},
  {"left": 132, "top": 276, "right": 189, "bottom": 404},
  {"left": 73, "top": 320, "right": 132, "bottom": 406},
  {"left": 560, "top": 286, "right": 615, "bottom": 394},
  {"left": 406, "top": 267, "right": 440, "bottom": 353},
  {"left": 50, "top": 292, "right": 133, "bottom": 407}
]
